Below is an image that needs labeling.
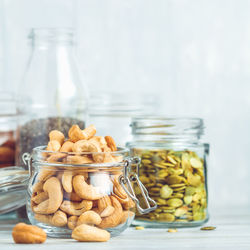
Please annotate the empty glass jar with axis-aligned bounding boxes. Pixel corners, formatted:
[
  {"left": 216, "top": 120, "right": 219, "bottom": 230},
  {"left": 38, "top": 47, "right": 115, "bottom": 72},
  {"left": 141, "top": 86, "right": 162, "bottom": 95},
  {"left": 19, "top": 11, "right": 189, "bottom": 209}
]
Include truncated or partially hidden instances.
[
  {"left": 24, "top": 146, "right": 156, "bottom": 237},
  {"left": 88, "top": 93, "right": 158, "bottom": 146},
  {"left": 127, "top": 117, "right": 209, "bottom": 228}
]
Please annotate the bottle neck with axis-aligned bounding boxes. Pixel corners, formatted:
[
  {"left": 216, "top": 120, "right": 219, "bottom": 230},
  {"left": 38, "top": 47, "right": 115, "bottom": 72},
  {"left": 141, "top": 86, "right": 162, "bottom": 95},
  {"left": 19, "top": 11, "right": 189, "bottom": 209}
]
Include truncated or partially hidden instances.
[{"left": 30, "top": 28, "right": 74, "bottom": 49}]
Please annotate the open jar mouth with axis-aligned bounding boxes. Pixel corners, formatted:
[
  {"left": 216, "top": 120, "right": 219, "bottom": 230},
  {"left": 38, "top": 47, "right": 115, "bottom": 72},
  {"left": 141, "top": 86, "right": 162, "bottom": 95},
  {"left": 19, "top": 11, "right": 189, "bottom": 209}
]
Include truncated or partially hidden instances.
[
  {"left": 30, "top": 146, "right": 129, "bottom": 168},
  {"left": 131, "top": 116, "right": 204, "bottom": 141}
]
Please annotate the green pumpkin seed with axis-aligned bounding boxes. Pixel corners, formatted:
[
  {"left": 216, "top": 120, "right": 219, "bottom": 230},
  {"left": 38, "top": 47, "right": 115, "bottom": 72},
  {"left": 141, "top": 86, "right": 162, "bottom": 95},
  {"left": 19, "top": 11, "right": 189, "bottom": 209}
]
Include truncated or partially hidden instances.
[
  {"left": 166, "top": 198, "right": 183, "bottom": 208},
  {"left": 158, "top": 213, "right": 175, "bottom": 222},
  {"left": 190, "top": 157, "right": 202, "bottom": 169},
  {"left": 160, "top": 185, "right": 173, "bottom": 199},
  {"left": 200, "top": 226, "right": 216, "bottom": 231}
]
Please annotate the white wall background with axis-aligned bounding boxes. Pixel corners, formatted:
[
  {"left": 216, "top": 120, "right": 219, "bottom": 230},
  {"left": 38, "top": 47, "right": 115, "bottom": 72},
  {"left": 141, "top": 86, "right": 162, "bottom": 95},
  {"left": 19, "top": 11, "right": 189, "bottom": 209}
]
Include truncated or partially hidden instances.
[{"left": 0, "top": 0, "right": 250, "bottom": 211}]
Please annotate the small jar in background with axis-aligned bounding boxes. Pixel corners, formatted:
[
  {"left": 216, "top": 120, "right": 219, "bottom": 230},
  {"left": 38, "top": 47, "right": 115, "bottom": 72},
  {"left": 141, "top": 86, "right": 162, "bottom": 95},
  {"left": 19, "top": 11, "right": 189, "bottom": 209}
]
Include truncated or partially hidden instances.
[
  {"left": 127, "top": 117, "right": 209, "bottom": 227},
  {"left": 0, "top": 93, "right": 17, "bottom": 168},
  {"left": 88, "top": 93, "right": 158, "bottom": 147}
]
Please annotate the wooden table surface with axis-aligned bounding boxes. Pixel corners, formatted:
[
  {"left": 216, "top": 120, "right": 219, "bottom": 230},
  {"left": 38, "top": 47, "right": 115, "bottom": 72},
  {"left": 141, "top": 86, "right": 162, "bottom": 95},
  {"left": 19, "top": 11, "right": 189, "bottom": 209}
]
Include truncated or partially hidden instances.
[{"left": 0, "top": 208, "right": 250, "bottom": 250}]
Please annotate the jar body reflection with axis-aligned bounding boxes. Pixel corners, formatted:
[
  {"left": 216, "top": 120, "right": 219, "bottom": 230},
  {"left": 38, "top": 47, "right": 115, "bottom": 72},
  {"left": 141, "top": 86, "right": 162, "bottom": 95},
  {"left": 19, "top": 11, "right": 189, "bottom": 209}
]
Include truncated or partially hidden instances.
[{"left": 127, "top": 117, "right": 209, "bottom": 228}]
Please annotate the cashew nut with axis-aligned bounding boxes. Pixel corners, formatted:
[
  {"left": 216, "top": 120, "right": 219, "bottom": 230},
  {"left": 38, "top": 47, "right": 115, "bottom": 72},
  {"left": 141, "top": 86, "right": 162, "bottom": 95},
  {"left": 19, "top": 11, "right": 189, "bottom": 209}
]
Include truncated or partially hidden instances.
[
  {"left": 68, "top": 125, "right": 85, "bottom": 142},
  {"left": 65, "top": 155, "right": 93, "bottom": 164},
  {"left": 97, "top": 195, "right": 111, "bottom": 212},
  {"left": 103, "top": 153, "right": 115, "bottom": 163},
  {"left": 113, "top": 175, "right": 128, "bottom": 199},
  {"left": 47, "top": 140, "right": 61, "bottom": 152},
  {"left": 62, "top": 171, "right": 73, "bottom": 193},
  {"left": 73, "top": 175, "right": 102, "bottom": 200},
  {"left": 72, "top": 140, "right": 104, "bottom": 163},
  {"left": 104, "top": 136, "right": 117, "bottom": 151},
  {"left": 72, "top": 140, "right": 90, "bottom": 152},
  {"left": 51, "top": 211, "right": 67, "bottom": 227},
  {"left": 34, "top": 211, "right": 67, "bottom": 227},
  {"left": 122, "top": 197, "right": 135, "bottom": 210},
  {"left": 68, "top": 216, "right": 78, "bottom": 230},
  {"left": 60, "top": 200, "right": 92, "bottom": 216},
  {"left": 60, "top": 141, "right": 74, "bottom": 152},
  {"left": 88, "top": 136, "right": 107, "bottom": 150},
  {"left": 34, "top": 213, "right": 53, "bottom": 225},
  {"left": 33, "top": 181, "right": 44, "bottom": 193},
  {"left": 72, "top": 224, "right": 110, "bottom": 242},
  {"left": 82, "top": 125, "right": 96, "bottom": 140},
  {"left": 49, "top": 130, "right": 65, "bottom": 146},
  {"left": 113, "top": 194, "right": 130, "bottom": 204},
  {"left": 47, "top": 153, "right": 67, "bottom": 163},
  {"left": 42, "top": 177, "right": 63, "bottom": 214},
  {"left": 33, "top": 199, "right": 50, "bottom": 214},
  {"left": 77, "top": 211, "right": 102, "bottom": 226},
  {"left": 98, "top": 196, "right": 123, "bottom": 229},
  {"left": 37, "top": 168, "right": 56, "bottom": 181},
  {"left": 100, "top": 205, "right": 115, "bottom": 218},
  {"left": 31, "top": 192, "right": 49, "bottom": 204}
]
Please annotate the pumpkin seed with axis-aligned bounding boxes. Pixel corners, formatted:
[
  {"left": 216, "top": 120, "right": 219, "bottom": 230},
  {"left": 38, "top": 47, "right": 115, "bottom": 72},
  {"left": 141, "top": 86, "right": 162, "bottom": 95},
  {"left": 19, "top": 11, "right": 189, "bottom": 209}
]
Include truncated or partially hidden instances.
[
  {"left": 160, "top": 185, "right": 173, "bottom": 199},
  {"left": 167, "top": 156, "right": 177, "bottom": 165},
  {"left": 200, "top": 226, "right": 216, "bottom": 231},
  {"left": 166, "top": 198, "right": 183, "bottom": 208},
  {"left": 158, "top": 213, "right": 175, "bottom": 222},
  {"left": 166, "top": 175, "right": 183, "bottom": 185},
  {"left": 184, "top": 196, "right": 192, "bottom": 205},
  {"left": 170, "top": 193, "right": 184, "bottom": 199},
  {"left": 185, "top": 186, "right": 196, "bottom": 196},
  {"left": 190, "top": 157, "right": 202, "bottom": 169}
]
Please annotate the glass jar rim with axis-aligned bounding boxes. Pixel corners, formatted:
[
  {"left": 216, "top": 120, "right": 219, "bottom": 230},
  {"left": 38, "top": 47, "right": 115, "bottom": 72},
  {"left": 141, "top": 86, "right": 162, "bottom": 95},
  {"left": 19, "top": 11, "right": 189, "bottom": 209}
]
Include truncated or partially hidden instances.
[
  {"left": 33, "top": 145, "right": 128, "bottom": 155},
  {"left": 29, "top": 27, "right": 75, "bottom": 45},
  {"left": 31, "top": 146, "right": 129, "bottom": 167},
  {"left": 131, "top": 116, "right": 204, "bottom": 137}
]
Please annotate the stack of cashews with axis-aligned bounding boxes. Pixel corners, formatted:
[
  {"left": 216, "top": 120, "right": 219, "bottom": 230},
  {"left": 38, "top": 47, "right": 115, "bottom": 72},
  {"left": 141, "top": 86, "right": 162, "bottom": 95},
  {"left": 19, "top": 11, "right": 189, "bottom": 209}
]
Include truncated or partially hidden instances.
[{"left": 31, "top": 124, "right": 135, "bottom": 242}]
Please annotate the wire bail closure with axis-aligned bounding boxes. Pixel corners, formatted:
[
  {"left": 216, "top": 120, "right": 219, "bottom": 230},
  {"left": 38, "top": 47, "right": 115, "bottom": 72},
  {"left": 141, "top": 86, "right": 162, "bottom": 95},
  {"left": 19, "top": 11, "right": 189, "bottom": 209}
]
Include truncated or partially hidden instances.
[
  {"left": 119, "top": 157, "right": 157, "bottom": 214},
  {"left": 22, "top": 152, "right": 32, "bottom": 177}
]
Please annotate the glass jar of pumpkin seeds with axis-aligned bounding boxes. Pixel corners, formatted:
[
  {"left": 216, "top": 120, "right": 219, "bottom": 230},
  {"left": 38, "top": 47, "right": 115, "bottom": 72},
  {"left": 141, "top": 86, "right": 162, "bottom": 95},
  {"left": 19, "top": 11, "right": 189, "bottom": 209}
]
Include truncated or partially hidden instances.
[{"left": 126, "top": 117, "right": 209, "bottom": 228}]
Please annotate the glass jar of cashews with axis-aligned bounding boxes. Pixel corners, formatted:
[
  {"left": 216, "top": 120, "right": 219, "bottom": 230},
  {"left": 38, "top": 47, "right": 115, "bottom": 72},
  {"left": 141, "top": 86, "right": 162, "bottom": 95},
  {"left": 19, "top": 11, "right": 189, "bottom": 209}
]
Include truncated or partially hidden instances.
[
  {"left": 127, "top": 117, "right": 209, "bottom": 228},
  {"left": 24, "top": 124, "right": 156, "bottom": 238}
]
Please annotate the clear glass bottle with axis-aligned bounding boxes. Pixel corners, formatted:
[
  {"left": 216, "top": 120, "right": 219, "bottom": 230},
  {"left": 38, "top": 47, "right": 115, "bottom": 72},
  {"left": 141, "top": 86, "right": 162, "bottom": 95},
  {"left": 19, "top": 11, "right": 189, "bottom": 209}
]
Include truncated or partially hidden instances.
[
  {"left": 88, "top": 93, "right": 158, "bottom": 147},
  {"left": 16, "top": 28, "right": 88, "bottom": 167},
  {"left": 127, "top": 117, "right": 209, "bottom": 227}
]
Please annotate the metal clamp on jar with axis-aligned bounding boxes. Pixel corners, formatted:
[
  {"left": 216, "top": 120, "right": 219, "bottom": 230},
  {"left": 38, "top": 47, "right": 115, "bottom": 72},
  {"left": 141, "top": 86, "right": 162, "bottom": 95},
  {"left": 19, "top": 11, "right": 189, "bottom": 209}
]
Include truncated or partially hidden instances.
[
  {"left": 23, "top": 147, "right": 156, "bottom": 238},
  {"left": 127, "top": 117, "right": 209, "bottom": 228}
]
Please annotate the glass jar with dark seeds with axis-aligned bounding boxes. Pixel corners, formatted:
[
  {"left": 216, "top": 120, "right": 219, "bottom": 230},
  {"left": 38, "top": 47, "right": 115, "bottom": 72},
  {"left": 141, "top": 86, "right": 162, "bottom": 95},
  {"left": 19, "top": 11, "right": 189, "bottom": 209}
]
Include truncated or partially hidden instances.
[
  {"left": 16, "top": 28, "right": 88, "bottom": 168},
  {"left": 126, "top": 117, "right": 209, "bottom": 228}
]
